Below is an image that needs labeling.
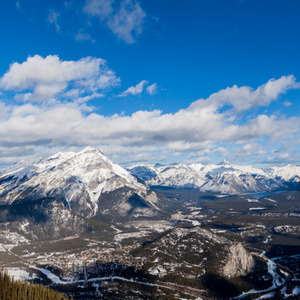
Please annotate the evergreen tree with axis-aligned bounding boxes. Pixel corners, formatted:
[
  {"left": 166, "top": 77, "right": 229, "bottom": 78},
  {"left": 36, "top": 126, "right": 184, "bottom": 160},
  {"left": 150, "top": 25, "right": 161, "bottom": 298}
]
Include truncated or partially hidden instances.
[{"left": 0, "top": 272, "right": 72, "bottom": 300}]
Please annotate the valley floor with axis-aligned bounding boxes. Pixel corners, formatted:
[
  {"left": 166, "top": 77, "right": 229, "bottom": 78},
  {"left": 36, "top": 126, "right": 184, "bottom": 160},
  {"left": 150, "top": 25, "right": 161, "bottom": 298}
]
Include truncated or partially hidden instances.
[{"left": 0, "top": 189, "right": 299, "bottom": 299}]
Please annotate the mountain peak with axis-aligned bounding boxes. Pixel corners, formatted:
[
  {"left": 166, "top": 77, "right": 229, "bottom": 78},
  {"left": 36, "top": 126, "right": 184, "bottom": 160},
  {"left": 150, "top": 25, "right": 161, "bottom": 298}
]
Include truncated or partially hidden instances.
[
  {"left": 154, "top": 163, "right": 164, "bottom": 168},
  {"left": 0, "top": 147, "right": 159, "bottom": 219},
  {"left": 218, "top": 159, "right": 231, "bottom": 165},
  {"left": 80, "top": 146, "right": 99, "bottom": 153}
]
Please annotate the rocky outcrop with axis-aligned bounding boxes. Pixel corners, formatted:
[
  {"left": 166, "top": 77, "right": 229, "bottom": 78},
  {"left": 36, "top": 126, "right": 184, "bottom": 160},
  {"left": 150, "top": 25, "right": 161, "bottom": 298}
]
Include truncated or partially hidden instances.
[{"left": 223, "top": 243, "right": 255, "bottom": 278}]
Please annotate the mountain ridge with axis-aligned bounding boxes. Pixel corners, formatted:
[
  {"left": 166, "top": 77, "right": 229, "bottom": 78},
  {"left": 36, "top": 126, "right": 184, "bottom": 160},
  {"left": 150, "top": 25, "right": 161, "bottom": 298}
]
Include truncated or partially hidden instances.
[
  {"left": 128, "top": 161, "right": 300, "bottom": 194},
  {"left": 0, "top": 147, "right": 160, "bottom": 241}
]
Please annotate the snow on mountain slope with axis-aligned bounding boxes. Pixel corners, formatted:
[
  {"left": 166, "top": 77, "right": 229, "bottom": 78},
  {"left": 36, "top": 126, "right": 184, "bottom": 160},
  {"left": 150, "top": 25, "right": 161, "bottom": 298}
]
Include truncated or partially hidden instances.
[
  {"left": 129, "top": 161, "right": 300, "bottom": 195},
  {"left": 0, "top": 147, "right": 158, "bottom": 218},
  {"left": 0, "top": 155, "right": 44, "bottom": 177},
  {"left": 146, "top": 163, "right": 207, "bottom": 188},
  {"left": 129, "top": 165, "right": 157, "bottom": 181},
  {"left": 266, "top": 165, "right": 300, "bottom": 181}
]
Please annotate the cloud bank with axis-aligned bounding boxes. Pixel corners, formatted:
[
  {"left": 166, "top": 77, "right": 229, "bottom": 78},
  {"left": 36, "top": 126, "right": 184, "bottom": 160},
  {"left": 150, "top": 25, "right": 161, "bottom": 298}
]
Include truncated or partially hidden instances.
[{"left": 0, "top": 55, "right": 299, "bottom": 167}]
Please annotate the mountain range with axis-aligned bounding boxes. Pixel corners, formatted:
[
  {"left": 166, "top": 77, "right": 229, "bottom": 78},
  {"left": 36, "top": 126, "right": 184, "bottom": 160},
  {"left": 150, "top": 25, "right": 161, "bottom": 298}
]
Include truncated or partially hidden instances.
[
  {"left": 0, "top": 147, "right": 299, "bottom": 241},
  {"left": 0, "top": 147, "right": 299, "bottom": 299},
  {"left": 129, "top": 160, "right": 300, "bottom": 194}
]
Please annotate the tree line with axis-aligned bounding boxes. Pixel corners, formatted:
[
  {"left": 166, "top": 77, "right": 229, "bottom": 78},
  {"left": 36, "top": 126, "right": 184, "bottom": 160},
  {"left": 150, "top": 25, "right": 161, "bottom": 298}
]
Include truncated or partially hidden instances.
[{"left": 0, "top": 272, "right": 71, "bottom": 300}]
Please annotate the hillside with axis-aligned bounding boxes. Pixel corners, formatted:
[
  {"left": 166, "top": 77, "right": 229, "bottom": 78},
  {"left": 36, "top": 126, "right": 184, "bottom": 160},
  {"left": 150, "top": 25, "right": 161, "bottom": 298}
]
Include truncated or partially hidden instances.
[{"left": 0, "top": 272, "right": 70, "bottom": 300}]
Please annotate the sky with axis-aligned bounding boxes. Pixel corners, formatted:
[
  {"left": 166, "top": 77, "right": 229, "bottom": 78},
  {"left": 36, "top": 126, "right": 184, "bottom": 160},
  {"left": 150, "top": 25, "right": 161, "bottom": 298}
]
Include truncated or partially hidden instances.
[{"left": 0, "top": 0, "right": 299, "bottom": 168}]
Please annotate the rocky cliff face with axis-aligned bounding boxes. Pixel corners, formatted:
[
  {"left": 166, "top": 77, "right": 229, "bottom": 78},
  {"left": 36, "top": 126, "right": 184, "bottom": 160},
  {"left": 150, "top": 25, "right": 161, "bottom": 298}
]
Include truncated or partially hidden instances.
[{"left": 223, "top": 243, "right": 255, "bottom": 278}]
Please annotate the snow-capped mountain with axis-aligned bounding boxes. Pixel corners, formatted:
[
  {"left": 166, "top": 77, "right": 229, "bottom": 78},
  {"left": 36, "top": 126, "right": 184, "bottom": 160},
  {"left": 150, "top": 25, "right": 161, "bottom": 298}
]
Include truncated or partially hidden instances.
[
  {"left": 0, "top": 147, "right": 159, "bottom": 218},
  {"left": 129, "top": 161, "right": 300, "bottom": 194},
  {"left": 131, "top": 163, "right": 207, "bottom": 189}
]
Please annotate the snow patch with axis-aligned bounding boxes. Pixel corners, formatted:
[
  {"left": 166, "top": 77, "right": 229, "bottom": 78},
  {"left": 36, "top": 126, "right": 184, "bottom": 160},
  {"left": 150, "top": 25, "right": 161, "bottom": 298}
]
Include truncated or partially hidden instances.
[
  {"left": 247, "top": 199, "right": 260, "bottom": 203},
  {"left": 5, "top": 268, "right": 37, "bottom": 281},
  {"left": 249, "top": 207, "right": 267, "bottom": 211}
]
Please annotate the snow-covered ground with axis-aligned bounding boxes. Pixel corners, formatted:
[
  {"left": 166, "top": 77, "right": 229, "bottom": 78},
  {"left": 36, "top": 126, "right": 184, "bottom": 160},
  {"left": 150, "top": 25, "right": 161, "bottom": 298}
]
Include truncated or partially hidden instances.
[
  {"left": 30, "top": 266, "right": 71, "bottom": 284},
  {"left": 264, "top": 198, "right": 277, "bottom": 203},
  {"left": 114, "top": 231, "right": 150, "bottom": 242},
  {"left": 247, "top": 199, "right": 260, "bottom": 203},
  {"left": 5, "top": 268, "right": 37, "bottom": 281},
  {"left": 249, "top": 207, "right": 267, "bottom": 211}
]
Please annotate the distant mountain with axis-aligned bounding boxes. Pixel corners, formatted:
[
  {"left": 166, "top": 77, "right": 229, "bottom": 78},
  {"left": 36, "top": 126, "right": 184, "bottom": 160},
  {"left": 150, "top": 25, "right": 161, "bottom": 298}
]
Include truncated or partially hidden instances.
[
  {"left": 0, "top": 147, "right": 159, "bottom": 240},
  {"left": 128, "top": 161, "right": 300, "bottom": 194}
]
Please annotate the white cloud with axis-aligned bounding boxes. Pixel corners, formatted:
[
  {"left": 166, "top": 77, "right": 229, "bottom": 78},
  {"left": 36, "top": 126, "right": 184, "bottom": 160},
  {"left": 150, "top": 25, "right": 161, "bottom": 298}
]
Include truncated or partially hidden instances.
[
  {"left": 166, "top": 141, "right": 213, "bottom": 153},
  {"left": 119, "top": 80, "right": 148, "bottom": 96},
  {"left": 48, "top": 10, "right": 60, "bottom": 32},
  {"left": 84, "top": 0, "right": 113, "bottom": 19},
  {"left": 107, "top": 0, "right": 145, "bottom": 44},
  {"left": 221, "top": 143, "right": 266, "bottom": 164},
  {"left": 0, "top": 99, "right": 297, "bottom": 150},
  {"left": 146, "top": 83, "right": 158, "bottom": 95},
  {"left": 0, "top": 102, "right": 9, "bottom": 121},
  {"left": 0, "top": 72, "right": 299, "bottom": 166},
  {"left": 263, "top": 151, "right": 300, "bottom": 165},
  {"left": 189, "top": 75, "right": 298, "bottom": 113},
  {"left": 0, "top": 55, "right": 119, "bottom": 102},
  {"left": 75, "top": 29, "right": 95, "bottom": 42},
  {"left": 84, "top": 0, "right": 146, "bottom": 44}
]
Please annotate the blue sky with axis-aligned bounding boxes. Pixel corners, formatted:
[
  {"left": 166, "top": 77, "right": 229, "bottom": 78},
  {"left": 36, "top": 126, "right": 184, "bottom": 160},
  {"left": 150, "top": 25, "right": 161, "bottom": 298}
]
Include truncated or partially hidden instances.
[{"left": 0, "top": 0, "right": 299, "bottom": 167}]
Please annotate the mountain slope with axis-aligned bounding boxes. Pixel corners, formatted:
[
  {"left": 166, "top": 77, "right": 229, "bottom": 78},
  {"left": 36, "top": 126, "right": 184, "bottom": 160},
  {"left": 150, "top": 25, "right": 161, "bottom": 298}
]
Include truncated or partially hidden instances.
[
  {"left": 0, "top": 147, "right": 160, "bottom": 241},
  {"left": 132, "top": 226, "right": 261, "bottom": 295},
  {"left": 129, "top": 161, "right": 300, "bottom": 194}
]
